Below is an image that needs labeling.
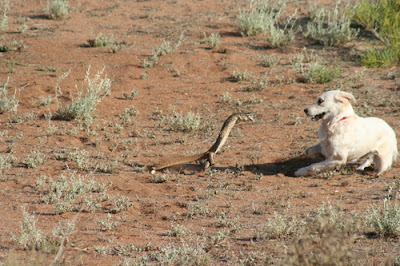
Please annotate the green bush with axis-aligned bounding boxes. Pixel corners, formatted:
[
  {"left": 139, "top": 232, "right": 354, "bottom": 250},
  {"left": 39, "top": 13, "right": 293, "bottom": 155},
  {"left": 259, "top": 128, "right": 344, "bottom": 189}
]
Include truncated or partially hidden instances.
[
  {"left": 292, "top": 52, "right": 342, "bottom": 84},
  {"left": 353, "top": 0, "right": 400, "bottom": 46},
  {"left": 353, "top": 0, "right": 400, "bottom": 67},
  {"left": 305, "top": 62, "right": 342, "bottom": 84},
  {"left": 361, "top": 46, "right": 399, "bottom": 68}
]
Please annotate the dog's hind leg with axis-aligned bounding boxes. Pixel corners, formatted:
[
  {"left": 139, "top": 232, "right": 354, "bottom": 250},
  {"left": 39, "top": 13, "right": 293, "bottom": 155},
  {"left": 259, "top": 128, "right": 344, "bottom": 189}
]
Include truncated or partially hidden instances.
[
  {"left": 374, "top": 142, "right": 397, "bottom": 175},
  {"left": 375, "top": 151, "right": 394, "bottom": 176},
  {"left": 305, "top": 143, "right": 322, "bottom": 158}
]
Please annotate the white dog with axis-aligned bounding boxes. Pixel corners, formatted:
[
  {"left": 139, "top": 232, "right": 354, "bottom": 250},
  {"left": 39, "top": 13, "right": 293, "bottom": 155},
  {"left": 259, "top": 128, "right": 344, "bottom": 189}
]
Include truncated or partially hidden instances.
[{"left": 295, "top": 90, "right": 398, "bottom": 177}]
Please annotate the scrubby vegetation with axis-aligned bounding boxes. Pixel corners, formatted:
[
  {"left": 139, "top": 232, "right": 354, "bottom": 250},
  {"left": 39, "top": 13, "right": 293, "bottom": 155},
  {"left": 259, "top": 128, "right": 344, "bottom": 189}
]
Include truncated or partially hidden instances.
[
  {"left": 54, "top": 67, "right": 111, "bottom": 122},
  {"left": 0, "top": 0, "right": 399, "bottom": 265},
  {"left": 352, "top": 0, "right": 400, "bottom": 67}
]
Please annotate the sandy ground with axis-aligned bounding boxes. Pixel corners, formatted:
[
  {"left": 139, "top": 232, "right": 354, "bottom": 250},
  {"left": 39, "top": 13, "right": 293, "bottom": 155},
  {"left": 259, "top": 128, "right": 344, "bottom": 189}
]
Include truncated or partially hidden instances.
[{"left": 0, "top": 0, "right": 399, "bottom": 265}]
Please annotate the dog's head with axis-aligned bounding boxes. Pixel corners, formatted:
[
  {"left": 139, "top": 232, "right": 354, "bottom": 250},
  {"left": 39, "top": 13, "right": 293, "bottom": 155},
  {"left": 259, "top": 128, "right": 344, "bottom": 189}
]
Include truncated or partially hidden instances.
[{"left": 304, "top": 90, "right": 356, "bottom": 123}]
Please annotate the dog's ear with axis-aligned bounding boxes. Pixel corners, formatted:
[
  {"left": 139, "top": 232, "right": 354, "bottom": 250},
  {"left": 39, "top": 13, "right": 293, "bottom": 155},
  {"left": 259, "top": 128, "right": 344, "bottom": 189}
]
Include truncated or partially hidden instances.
[{"left": 335, "top": 91, "right": 356, "bottom": 104}]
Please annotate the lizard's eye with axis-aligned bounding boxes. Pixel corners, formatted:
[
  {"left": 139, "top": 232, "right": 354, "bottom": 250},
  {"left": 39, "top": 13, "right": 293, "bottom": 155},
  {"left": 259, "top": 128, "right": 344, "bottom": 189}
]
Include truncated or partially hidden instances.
[{"left": 317, "top": 98, "right": 324, "bottom": 105}]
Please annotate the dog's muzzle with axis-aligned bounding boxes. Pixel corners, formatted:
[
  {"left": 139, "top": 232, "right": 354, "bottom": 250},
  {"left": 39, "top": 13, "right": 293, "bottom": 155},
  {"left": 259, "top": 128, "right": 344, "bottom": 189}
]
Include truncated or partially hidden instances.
[{"left": 304, "top": 108, "right": 325, "bottom": 121}]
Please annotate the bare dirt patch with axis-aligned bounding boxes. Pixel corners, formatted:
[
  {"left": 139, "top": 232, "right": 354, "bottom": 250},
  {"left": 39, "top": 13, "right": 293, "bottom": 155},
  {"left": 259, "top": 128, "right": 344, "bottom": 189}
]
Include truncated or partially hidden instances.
[{"left": 0, "top": 0, "right": 399, "bottom": 265}]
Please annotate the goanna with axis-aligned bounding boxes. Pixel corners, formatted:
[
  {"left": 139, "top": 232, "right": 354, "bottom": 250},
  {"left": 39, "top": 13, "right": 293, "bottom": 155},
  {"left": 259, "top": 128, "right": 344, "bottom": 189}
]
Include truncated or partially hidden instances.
[{"left": 149, "top": 113, "right": 254, "bottom": 174}]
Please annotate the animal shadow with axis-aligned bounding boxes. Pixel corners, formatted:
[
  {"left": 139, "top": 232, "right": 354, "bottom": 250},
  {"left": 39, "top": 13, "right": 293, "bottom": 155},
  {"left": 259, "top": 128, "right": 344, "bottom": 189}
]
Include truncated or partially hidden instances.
[{"left": 244, "top": 156, "right": 321, "bottom": 177}]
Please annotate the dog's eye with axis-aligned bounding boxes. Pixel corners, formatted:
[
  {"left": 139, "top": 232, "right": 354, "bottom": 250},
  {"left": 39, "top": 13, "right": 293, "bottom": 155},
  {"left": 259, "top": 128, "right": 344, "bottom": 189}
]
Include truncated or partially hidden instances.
[{"left": 317, "top": 98, "right": 324, "bottom": 105}]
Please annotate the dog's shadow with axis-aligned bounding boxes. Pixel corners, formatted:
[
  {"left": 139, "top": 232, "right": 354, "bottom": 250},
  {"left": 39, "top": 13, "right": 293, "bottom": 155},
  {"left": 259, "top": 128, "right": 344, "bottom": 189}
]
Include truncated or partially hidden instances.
[
  {"left": 243, "top": 156, "right": 321, "bottom": 177},
  {"left": 135, "top": 156, "right": 322, "bottom": 178},
  {"left": 171, "top": 156, "right": 318, "bottom": 177}
]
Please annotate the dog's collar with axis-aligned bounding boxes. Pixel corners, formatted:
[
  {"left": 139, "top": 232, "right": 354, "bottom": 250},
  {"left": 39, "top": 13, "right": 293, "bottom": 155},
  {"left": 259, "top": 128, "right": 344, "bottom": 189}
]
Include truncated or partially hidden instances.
[{"left": 339, "top": 116, "right": 350, "bottom": 122}]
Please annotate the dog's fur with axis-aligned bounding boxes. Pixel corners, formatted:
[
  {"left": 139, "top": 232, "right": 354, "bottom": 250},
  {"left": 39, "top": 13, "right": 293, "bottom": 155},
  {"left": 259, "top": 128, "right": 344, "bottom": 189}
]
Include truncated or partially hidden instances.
[{"left": 295, "top": 90, "right": 398, "bottom": 177}]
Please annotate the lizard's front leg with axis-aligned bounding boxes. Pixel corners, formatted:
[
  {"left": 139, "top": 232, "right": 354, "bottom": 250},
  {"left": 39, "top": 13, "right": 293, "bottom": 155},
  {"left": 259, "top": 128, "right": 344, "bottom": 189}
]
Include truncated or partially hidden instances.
[{"left": 203, "top": 152, "right": 215, "bottom": 170}]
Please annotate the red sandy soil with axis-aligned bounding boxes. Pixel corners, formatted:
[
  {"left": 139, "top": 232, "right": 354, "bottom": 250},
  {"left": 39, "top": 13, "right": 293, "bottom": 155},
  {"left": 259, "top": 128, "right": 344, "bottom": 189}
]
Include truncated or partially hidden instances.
[{"left": 0, "top": 0, "right": 399, "bottom": 265}]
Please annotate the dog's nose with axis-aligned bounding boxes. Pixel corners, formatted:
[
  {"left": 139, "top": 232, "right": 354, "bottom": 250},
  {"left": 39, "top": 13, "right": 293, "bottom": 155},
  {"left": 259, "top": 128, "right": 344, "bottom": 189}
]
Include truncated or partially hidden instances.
[{"left": 304, "top": 108, "right": 309, "bottom": 115}]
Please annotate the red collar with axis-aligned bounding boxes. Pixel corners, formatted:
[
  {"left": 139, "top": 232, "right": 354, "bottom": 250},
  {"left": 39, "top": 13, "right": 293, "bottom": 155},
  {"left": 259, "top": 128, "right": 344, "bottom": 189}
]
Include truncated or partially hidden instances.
[{"left": 339, "top": 116, "right": 350, "bottom": 122}]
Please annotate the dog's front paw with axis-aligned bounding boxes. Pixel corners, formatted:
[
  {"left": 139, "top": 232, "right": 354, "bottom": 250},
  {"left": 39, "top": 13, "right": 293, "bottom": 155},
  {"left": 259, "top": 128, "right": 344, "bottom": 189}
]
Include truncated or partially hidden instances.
[{"left": 295, "top": 167, "right": 309, "bottom": 177}]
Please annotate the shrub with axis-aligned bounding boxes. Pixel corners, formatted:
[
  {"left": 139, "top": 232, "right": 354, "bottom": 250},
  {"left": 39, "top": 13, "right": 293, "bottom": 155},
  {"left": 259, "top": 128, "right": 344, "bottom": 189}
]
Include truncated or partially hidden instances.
[
  {"left": 119, "top": 107, "right": 138, "bottom": 125},
  {"left": 365, "top": 199, "right": 400, "bottom": 238},
  {"left": 12, "top": 209, "right": 76, "bottom": 253},
  {"left": 12, "top": 209, "right": 44, "bottom": 250},
  {"left": 46, "top": 0, "right": 69, "bottom": 20},
  {"left": 22, "top": 151, "right": 46, "bottom": 168},
  {"left": 219, "top": 92, "right": 243, "bottom": 106},
  {"left": 37, "top": 66, "right": 58, "bottom": 72},
  {"left": 0, "top": 0, "right": 9, "bottom": 31},
  {"left": 203, "top": 32, "right": 221, "bottom": 49},
  {"left": 153, "top": 39, "right": 182, "bottom": 56},
  {"left": 231, "top": 70, "right": 254, "bottom": 83},
  {"left": 142, "top": 37, "right": 183, "bottom": 68},
  {"left": 109, "top": 196, "right": 133, "bottom": 214},
  {"left": 238, "top": 0, "right": 286, "bottom": 36},
  {"left": 243, "top": 79, "right": 268, "bottom": 92},
  {"left": 166, "top": 223, "right": 189, "bottom": 237},
  {"left": 304, "top": 62, "right": 342, "bottom": 84},
  {"left": 37, "top": 173, "right": 107, "bottom": 214},
  {"left": 262, "top": 212, "right": 299, "bottom": 239},
  {"left": 259, "top": 54, "right": 279, "bottom": 67},
  {"left": 361, "top": 46, "right": 399, "bottom": 68},
  {"left": 123, "top": 89, "right": 138, "bottom": 100},
  {"left": 239, "top": 0, "right": 295, "bottom": 47},
  {"left": 97, "top": 214, "right": 118, "bottom": 231},
  {"left": 88, "top": 33, "right": 114, "bottom": 47},
  {"left": 55, "top": 66, "right": 111, "bottom": 121},
  {"left": 0, "top": 154, "right": 12, "bottom": 172},
  {"left": 293, "top": 60, "right": 342, "bottom": 84},
  {"left": 284, "top": 204, "right": 359, "bottom": 265},
  {"left": 0, "top": 78, "right": 19, "bottom": 114},
  {"left": 353, "top": 0, "right": 400, "bottom": 47},
  {"left": 352, "top": 0, "right": 400, "bottom": 67},
  {"left": 305, "top": 3, "right": 359, "bottom": 46},
  {"left": 151, "top": 173, "right": 170, "bottom": 183},
  {"left": 167, "top": 111, "right": 202, "bottom": 132},
  {"left": 149, "top": 243, "right": 209, "bottom": 265},
  {"left": 267, "top": 20, "right": 296, "bottom": 48},
  {"left": 292, "top": 50, "right": 342, "bottom": 84}
]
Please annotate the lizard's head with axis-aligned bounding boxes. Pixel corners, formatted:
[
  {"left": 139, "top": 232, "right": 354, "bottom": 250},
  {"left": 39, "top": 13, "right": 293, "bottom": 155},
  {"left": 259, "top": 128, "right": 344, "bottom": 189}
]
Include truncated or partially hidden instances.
[{"left": 238, "top": 113, "right": 255, "bottom": 122}]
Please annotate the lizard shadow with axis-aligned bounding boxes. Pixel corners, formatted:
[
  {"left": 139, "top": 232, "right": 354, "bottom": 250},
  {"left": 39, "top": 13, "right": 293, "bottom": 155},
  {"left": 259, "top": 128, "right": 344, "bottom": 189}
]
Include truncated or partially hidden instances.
[{"left": 243, "top": 156, "right": 322, "bottom": 177}]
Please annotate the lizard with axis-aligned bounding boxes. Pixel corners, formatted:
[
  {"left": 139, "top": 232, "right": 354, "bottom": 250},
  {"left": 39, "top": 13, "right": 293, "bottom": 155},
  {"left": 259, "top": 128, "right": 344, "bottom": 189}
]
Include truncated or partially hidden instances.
[{"left": 149, "top": 113, "right": 254, "bottom": 174}]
